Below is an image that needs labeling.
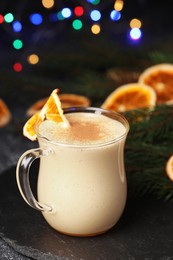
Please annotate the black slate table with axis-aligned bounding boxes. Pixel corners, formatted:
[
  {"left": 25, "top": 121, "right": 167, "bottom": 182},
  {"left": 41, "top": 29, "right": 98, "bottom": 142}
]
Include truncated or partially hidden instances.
[{"left": 0, "top": 109, "right": 173, "bottom": 260}]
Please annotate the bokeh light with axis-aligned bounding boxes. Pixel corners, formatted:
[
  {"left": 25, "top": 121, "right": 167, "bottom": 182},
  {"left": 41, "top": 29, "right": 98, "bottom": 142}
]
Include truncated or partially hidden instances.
[
  {"left": 0, "top": 14, "right": 4, "bottom": 24},
  {"left": 42, "top": 0, "right": 54, "bottom": 9},
  {"left": 61, "top": 8, "right": 72, "bottom": 18},
  {"left": 110, "top": 10, "right": 121, "bottom": 21},
  {"left": 57, "top": 11, "right": 65, "bottom": 20},
  {"left": 49, "top": 13, "right": 58, "bottom": 22},
  {"left": 30, "top": 13, "right": 43, "bottom": 25},
  {"left": 74, "top": 6, "right": 84, "bottom": 17},
  {"left": 13, "top": 62, "right": 23, "bottom": 72},
  {"left": 13, "top": 39, "right": 23, "bottom": 50},
  {"left": 72, "top": 19, "right": 83, "bottom": 30},
  {"left": 86, "top": 0, "right": 100, "bottom": 5},
  {"left": 4, "top": 13, "right": 14, "bottom": 23},
  {"left": 114, "top": 0, "right": 124, "bottom": 11},
  {"left": 91, "top": 24, "right": 101, "bottom": 34},
  {"left": 130, "top": 18, "right": 142, "bottom": 29},
  {"left": 90, "top": 10, "right": 101, "bottom": 21},
  {"left": 12, "top": 21, "right": 22, "bottom": 32},
  {"left": 27, "top": 54, "right": 39, "bottom": 65},
  {"left": 129, "top": 28, "right": 142, "bottom": 40}
]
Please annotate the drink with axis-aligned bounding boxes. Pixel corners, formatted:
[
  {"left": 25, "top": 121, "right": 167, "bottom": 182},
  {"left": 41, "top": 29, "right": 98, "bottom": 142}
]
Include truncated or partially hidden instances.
[
  {"left": 38, "top": 112, "right": 126, "bottom": 145},
  {"left": 16, "top": 107, "right": 129, "bottom": 236}
]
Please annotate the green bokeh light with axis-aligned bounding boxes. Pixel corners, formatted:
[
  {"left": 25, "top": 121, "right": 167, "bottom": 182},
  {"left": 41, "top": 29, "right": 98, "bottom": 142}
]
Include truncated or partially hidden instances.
[
  {"left": 72, "top": 19, "right": 83, "bottom": 30},
  {"left": 92, "top": 0, "right": 100, "bottom": 5},
  {"left": 4, "top": 13, "right": 14, "bottom": 23},
  {"left": 13, "top": 39, "right": 23, "bottom": 50},
  {"left": 57, "top": 11, "right": 64, "bottom": 20}
]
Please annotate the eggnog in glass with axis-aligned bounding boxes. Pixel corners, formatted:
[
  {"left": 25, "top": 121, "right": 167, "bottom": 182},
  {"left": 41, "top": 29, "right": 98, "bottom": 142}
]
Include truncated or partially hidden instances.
[{"left": 16, "top": 107, "right": 129, "bottom": 237}]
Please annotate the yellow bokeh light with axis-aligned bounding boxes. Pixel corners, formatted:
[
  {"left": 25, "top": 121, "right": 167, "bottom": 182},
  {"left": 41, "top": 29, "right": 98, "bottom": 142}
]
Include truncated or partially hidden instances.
[
  {"left": 27, "top": 54, "right": 39, "bottom": 65},
  {"left": 42, "top": 0, "right": 54, "bottom": 9},
  {"left": 130, "top": 18, "right": 142, "bottom": 29},
  {"left": 114, "top": 0, "right": 124, "bottom": 11},
  {"left": 91, "top": 24, "right": 101, "bottom": 35}
]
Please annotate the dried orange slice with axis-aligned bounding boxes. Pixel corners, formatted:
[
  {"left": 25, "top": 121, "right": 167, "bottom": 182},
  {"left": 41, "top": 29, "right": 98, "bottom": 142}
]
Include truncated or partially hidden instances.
[
  {"left": 0, "top": 99, "right": 12, "bottom": 127},
  {"left": 101, "top": 83, "right": 156, "bottom": 112},
  {"left": 59, "top": 93, "right": 91, "bottom": 108},
  {"left": 26, "top": 94, "right": 91, "bottom": 117},
  {"left": 23, "top": 89, "right": 68, "bottom": 141},
  {"left": 166, "top": 155, "right": 173, "bottom": 181},
  {"left": 138, "top": 63, "right": 173, "bottom": 104}
]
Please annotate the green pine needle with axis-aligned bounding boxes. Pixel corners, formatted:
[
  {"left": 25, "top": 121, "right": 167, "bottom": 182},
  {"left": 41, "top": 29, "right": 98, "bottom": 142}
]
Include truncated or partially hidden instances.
[{"left": 124, "top": 104, "right": 173, "bottom": 201}]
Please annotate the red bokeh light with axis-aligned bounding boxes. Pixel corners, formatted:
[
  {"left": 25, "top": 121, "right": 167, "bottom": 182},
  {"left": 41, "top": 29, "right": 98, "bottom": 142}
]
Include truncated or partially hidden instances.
[
  {"left": 74, "top": 6, "right": 84, "bottom": 17},
  {"left": 0, "top": 14, "right": 4, "bottom": 24},
  {"left": 13, "top": 62, "right": 23, "bottom": 72}
]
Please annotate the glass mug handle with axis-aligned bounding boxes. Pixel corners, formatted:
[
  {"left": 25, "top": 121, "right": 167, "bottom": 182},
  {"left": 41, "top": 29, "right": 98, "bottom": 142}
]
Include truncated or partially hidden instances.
[{"left": 16, "top": 148, "right": 53, "bottom": 212}]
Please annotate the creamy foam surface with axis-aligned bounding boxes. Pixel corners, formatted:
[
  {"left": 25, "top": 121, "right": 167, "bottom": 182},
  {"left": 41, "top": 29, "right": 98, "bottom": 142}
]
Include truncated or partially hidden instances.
[{"left": 38, "top": 112, "right": 126, "bottom": 145}]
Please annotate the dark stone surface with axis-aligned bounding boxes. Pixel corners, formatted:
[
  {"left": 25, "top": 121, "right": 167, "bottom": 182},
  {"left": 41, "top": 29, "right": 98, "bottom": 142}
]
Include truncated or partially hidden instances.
[{"left": 1, "top": 164, "right": 173, "bottom": 259}]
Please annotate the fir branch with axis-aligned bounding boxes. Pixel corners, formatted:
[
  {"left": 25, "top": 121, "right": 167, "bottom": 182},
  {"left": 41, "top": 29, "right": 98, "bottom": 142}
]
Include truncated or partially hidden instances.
[{"left": 124, "top": 104, "right": 173, "bottom": 201}]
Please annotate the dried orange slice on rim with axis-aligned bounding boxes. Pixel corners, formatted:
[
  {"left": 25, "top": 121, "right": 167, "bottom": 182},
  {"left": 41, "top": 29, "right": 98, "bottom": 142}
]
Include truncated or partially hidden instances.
[
  {"left": 138, "top": 63, "right": 173, "bottom": 104},
  {"left": 101, "top": 83, "right": 156, "bottom": 112},
  {"left": 23, "top": 89, "right": 68, "bottom": 141},
  {"left": 166, "top": 155, "right": 173, "bottom": 182},
  {"left": 23, "top": 112, "right": 43, "bottom": 141}
]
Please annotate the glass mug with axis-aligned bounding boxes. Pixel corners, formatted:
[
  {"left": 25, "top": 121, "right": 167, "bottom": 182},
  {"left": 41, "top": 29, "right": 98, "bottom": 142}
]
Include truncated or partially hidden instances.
[{"left": 16, "top": 107, "right": 129, "bottom": 237}]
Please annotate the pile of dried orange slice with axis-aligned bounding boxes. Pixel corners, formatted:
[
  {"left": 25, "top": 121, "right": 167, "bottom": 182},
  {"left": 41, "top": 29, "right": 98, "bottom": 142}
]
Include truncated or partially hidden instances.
[
  {"left": 23, "top": 89, "right": 68, "bottom": 141},
  {"left": 102, "top": 63, "right": 173, "bottom": 112}
]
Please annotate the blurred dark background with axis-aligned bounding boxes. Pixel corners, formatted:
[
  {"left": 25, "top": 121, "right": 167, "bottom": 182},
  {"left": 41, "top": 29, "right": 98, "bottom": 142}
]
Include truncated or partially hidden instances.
[{"left": 0, "top": 0, "right": 173, "bottom": 113}]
